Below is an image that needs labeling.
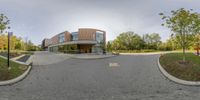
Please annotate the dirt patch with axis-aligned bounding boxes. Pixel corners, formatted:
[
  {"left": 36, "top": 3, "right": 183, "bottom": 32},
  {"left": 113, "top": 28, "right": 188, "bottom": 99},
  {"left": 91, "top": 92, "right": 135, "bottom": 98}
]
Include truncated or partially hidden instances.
[{"left": 176, "top": 60, "right": 190, "bottom": 67}]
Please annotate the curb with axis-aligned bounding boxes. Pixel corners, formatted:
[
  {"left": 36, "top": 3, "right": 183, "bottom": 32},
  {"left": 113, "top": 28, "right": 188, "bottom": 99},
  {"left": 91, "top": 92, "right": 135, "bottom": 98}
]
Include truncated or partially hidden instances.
[
  {"left": 25, "top": 55, "right": 34, "bottom": 65},
  {"left": 11, "top": 54, "right": 25, "bottom": 61},
  {"left": 120, "top": 53, "right": 161, "bottom": 55},
  {"left": 119, "top": 51, "right": 192, "bottom": 55},
  {"left": 157, "top": 55, "right": 200, "bottom": 86},
  {"left": 65, "top": 54, "right": 117, "bottom": 60},
  {"left": 0, "top": 65, "right": 32, "bottom": 86},
  {"left": 0, "top": 55, "right": 33, "bottom": 65},
  {"left": 119, "top": 51, "right": 171, "bottom": 55}
]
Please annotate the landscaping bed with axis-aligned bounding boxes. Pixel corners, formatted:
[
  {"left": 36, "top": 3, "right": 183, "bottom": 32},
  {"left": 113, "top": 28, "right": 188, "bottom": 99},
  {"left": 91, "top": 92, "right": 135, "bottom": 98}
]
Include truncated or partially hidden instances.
[
  {"left": 17, "top": 55, "right": 31, "bottom": 63},
  {"left": 0, "top": 51, "right": 34, "bottom": 58},
  {"left": 159, "top": 53, "right": 200, "bottom": 81},
  {"left": 0, "top": 57, "right": 28, "bottom": 81}
]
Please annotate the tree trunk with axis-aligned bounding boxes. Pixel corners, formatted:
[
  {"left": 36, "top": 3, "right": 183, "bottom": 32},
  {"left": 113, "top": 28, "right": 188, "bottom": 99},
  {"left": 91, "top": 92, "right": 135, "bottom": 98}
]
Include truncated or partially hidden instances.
[
  {"left": 182, "top": 31, "right": 186, "bottom": 62},
  {"left": 183, "top": 46, "right": 186, "bottom": 62}
]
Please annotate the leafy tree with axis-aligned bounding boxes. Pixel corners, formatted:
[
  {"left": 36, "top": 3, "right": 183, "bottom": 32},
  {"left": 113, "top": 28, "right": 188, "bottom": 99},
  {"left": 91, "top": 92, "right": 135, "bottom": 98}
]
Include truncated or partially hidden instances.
[
  {"left": 143, "top": 33, "right": 161, "bottom": 50},
  {"left": 160, "top": 8, "right": 200, "bottom": 61},
  {"left": 112, "top": 32, "right": 144, "bottom": 50},
  {"left": 106, "top": 41, "right": 112, "bottom": 51},
  {"left": 0, "top": 14, "right": 9, "bottom": 33}
]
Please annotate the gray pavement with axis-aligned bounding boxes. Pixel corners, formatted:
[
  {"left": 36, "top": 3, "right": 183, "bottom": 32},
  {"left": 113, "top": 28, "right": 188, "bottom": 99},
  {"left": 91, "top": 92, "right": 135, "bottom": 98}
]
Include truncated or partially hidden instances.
[
  {"left": 32, "top": 51, "right": 70, "bottom": 66},
  {"left": 0, "top": 51, "right": 200, "bottom": 100}
]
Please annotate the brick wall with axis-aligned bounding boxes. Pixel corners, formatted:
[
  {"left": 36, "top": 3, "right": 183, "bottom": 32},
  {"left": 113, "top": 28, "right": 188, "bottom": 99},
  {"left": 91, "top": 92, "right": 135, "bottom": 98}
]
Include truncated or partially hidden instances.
[
  {"left": 51, "top": 35, "right": 59, "bottom": 45},
  {"left": 64, "top": 31, "right": 71, "bottom": 42}
]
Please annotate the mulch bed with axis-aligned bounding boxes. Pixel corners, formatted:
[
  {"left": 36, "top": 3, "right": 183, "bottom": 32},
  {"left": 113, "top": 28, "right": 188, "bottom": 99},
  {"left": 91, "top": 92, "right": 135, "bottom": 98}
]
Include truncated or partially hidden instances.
[{"left": 17, "top": 55, "right": 31, "bottom": 63}]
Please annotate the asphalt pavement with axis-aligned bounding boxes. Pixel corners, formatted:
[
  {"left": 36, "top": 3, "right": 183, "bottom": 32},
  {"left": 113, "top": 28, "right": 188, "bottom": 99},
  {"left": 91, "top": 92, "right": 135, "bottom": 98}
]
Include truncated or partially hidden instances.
[{"left": 0, "top": 51, "right": 200, "bottom": 100}]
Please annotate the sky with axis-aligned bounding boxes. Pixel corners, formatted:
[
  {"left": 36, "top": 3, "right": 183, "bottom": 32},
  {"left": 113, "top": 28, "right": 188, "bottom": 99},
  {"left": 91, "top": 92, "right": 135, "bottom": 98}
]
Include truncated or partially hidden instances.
[{"left": 0, "top": 0, "right": 200, "bottom": 45}]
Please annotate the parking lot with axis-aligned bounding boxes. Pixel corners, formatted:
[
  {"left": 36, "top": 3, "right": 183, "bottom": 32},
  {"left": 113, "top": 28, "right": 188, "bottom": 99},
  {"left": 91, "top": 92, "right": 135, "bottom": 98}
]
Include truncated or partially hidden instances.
[{"left": 0, "top": 51, "right": 200, "bottom": 100}]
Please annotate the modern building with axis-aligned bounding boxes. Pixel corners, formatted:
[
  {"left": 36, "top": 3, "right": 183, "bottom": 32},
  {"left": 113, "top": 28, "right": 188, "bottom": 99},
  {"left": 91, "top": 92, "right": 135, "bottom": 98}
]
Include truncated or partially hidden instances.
[{"left": 41, "top": 28, "right": 106, "bottom": 54}]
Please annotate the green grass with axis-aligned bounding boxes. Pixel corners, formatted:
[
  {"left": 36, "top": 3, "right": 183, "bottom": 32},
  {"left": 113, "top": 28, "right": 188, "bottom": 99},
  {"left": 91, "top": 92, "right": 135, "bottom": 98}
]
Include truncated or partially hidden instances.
[
  {"left": 160, "top": 53, "right": 200, "bottom": 81},
  {"left": 111, "top": 49, "right": 196, "bottom": 53},
  {"left": 0, "top": 57, "right": 27, "bottom": 81},
  {"left": 112, "top": 49, "right": 161, "bottom": 53}
]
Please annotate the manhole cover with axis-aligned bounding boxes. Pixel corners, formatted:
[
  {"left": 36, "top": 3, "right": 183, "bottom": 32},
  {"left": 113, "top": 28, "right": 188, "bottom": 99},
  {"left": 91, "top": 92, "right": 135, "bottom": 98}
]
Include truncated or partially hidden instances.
[{"left": 109, "top": 63, "right": 120, "bottom": 67}]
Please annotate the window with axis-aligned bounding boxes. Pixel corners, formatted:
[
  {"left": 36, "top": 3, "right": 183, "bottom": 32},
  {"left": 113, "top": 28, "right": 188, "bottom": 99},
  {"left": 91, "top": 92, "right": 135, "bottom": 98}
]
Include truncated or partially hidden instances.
[
  {"left": 59, "top": 33, "right": 65, "bottom": 43},
  {"left": 71, "top": 32, "right": 78, "bottom": 41},
  {"left": 96, "top": 31, "right": 104, "bottom": 44}
]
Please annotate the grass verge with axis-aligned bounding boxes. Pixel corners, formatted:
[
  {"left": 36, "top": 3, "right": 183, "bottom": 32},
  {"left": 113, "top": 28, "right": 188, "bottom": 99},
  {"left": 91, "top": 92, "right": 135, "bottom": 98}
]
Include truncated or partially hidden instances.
[
  {"left": 159, "top": 53, "right": 200, "bottom": 81},
  {"left": 0, "top": 57, "right": 27, "bottom": 81}
]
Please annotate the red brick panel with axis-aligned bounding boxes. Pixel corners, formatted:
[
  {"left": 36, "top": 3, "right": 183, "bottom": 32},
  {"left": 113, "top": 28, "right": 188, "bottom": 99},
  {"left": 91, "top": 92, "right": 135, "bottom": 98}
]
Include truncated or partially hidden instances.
[
  {"left": 51, "top": 35, "right": 59, "bottom": 45},
  {"left": 64, "top": 31, "right": 71, "bottom": 42},
  {"left": 78, "top": 28, "right": 96, "bottom": 40}
]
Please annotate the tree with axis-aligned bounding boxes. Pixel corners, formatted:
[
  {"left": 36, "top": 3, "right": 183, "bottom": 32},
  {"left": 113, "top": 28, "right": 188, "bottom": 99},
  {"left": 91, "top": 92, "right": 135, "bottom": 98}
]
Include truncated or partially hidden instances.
[
  {"left": 106, "top": 41, "right": 112, "bottom": 51},
  {"left": 112, "top": 32, "right": 144, "bottom": 50},
  {"left": 160, "top": 8, "right": 200, "bottom": 62},
  {"left": 143, "top": 33, "right": 161, "bottom": 50},
  {"left": 0, "top": 14, "right": 9, "bottom": 33}
]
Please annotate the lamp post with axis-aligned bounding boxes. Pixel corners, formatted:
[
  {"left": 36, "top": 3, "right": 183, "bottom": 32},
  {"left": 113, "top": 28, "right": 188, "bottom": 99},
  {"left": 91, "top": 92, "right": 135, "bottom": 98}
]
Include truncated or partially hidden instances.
[{"left": 7, "top": 31, "right": 12, "bottom": 69}]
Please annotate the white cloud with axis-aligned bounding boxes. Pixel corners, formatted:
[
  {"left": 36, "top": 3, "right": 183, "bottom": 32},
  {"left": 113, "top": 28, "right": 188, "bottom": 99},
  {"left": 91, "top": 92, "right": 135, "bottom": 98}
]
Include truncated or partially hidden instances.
[{"left": 0, "top": 0, "right": 200, "bottom": 44}]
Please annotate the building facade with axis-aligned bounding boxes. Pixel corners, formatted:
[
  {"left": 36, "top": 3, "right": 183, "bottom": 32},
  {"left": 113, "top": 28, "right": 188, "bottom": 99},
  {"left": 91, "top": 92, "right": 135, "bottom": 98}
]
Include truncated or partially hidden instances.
[{"left": 41, "top": 28, "right": 106, "bottom": 54}]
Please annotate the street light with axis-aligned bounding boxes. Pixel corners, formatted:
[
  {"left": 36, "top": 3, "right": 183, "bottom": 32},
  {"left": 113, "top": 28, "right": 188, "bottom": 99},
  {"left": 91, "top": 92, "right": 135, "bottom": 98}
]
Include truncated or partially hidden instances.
[{"left": 7, "top": 27, "right": 12, "bottom": 69}]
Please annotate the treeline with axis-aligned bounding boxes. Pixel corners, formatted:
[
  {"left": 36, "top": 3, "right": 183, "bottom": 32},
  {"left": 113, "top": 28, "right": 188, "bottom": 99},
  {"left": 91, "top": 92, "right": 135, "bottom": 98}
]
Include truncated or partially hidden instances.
[
  {"left": 106, "top": 31, "right": 200, "bottom": 52},
  {"left": 0, "top": 34, "right": 40, "bottom": 51}
]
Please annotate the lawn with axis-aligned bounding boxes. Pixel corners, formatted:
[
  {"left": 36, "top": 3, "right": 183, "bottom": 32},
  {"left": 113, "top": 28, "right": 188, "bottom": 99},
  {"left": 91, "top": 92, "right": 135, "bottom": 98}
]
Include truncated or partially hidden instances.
[
  {"left": 160, "top": 53, "right": 200, "bottom": 81},
  {"left": 112, "top": 49, "right": 195, "bottom": 53},
  {"left": 112, "top": 49, "right": 161, "bottom": 53},
  {"left": 0, "top": 57, "right": 27, "bottom": 81}
]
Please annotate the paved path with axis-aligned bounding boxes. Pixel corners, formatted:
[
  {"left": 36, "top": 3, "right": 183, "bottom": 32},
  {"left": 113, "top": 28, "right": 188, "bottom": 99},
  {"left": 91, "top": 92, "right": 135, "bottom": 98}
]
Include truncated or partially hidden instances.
[{"left": 0, "top": 52, "right": 200, "bottom": 100}]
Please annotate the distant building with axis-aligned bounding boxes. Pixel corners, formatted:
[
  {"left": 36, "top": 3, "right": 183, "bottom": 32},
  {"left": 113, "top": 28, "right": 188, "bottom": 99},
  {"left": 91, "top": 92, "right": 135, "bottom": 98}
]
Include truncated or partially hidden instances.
[
  {"left": 41, "top": 38, "right": 51, "bottom": 51},
  {"left": 42, "top": 28, "right": 106, "bottom": 54}
]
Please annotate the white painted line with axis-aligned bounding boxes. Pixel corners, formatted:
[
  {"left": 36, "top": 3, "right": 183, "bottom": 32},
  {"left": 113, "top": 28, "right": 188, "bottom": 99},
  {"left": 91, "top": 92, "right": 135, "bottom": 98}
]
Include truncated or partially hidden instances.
[{"left": 109, "top": 63, "right": 120, "bottom": 67}]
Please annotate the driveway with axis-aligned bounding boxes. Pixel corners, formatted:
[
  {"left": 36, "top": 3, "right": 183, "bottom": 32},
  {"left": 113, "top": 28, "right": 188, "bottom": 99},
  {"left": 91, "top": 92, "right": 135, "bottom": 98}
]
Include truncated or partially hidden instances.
[
  {"left": 0, "top": 51, "right": 200, "bottom": 100},
  {"left": 33, "top": 51, "right": 70, "bottom": 65}
]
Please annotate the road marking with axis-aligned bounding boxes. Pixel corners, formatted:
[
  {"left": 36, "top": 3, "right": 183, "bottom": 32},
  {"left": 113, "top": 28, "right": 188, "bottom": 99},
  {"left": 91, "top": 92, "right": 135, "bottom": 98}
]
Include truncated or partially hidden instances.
[{"left": 109, "top": 63, "right": 120, "bottom": 67}]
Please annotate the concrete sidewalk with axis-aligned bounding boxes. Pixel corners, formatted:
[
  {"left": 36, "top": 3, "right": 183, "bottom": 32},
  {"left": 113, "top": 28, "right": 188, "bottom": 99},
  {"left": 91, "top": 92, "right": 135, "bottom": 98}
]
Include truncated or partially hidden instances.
[{"left": 64, "top": 53, "right": 116, "bottom": 59}]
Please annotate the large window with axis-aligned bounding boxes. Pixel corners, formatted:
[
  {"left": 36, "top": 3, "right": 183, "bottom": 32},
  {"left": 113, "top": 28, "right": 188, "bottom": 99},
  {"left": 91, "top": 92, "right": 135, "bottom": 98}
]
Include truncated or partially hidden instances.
[
  {"left": 96, "top": 31, "right": 104, "bottom": 43},
  {"left": 71, "top": 32, "right": 78, "bottom": 41},
  {"left": 59, "top": 33, "right": 65, "bottom": 43}
]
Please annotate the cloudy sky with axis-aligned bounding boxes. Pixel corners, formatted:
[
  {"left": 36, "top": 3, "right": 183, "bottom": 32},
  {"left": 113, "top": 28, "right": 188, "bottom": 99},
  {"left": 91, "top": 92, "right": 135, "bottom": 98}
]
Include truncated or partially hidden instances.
[{"left": 0, "top": 0, "right": 200, "bottom": 45}]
